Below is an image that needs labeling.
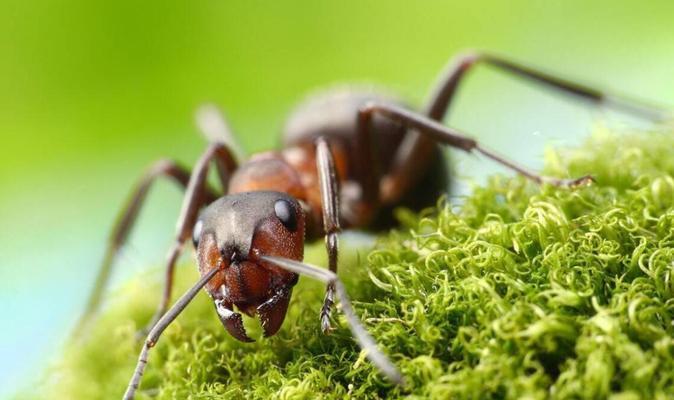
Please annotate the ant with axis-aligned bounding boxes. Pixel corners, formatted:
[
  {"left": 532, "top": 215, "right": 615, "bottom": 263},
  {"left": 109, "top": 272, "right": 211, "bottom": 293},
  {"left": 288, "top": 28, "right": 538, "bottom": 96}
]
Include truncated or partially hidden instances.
[{"left": 75, "top": 51, "right": 669, "bottom": 399}]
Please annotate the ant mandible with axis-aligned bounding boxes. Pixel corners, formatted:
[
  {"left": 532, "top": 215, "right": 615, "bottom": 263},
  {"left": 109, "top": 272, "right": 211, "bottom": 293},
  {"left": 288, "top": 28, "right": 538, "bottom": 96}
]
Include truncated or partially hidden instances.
[{"left": 75, "top": 51, "right": 669, "bottom": 399}]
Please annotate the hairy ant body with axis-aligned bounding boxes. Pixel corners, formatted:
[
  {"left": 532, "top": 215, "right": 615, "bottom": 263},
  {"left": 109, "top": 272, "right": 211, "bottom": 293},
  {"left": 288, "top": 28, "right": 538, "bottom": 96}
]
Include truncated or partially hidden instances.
[{"left": 76, "top": 52, "right": 669, "bottom": 399}]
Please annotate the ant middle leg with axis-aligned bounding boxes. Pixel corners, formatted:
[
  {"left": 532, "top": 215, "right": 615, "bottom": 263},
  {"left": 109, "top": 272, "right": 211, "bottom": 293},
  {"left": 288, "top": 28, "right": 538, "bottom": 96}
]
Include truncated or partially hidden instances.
[
  {"left": 358, "top": 103, "right": 595, "bottom": 205},
  {"left": 315, "top": 137, "right": 342, "bottom": 333},
  {"left": 379, "top": 51, "right": 670, "bottom": 204},
  {"left": 75, "top": 159, "right": 219, "bottom": 334}
]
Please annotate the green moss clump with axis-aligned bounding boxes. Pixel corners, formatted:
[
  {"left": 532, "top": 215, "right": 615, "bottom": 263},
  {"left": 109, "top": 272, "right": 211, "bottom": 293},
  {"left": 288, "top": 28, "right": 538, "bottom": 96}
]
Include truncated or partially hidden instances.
[{"left": 30, "top": 129, "right": 674, "bottom": 399}]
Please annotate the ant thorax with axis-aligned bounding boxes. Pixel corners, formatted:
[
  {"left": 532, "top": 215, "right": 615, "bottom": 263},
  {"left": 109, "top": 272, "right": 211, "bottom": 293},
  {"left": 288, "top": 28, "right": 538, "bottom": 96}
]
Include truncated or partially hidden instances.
[{"left": 227, "top": 144, "right": 348, "bottom": 238}]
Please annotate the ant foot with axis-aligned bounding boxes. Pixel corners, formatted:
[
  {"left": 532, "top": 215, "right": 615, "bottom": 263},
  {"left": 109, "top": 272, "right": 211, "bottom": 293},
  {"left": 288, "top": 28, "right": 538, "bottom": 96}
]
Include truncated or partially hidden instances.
[
  {"left": 320, "top": 312, "right": 335, "bottom": 335},
  {"left": 320, "top": 288, "right": 335, "bottom": 334},
  {"left": 543, "top": 174, "right": 595, "bottom": 188}
]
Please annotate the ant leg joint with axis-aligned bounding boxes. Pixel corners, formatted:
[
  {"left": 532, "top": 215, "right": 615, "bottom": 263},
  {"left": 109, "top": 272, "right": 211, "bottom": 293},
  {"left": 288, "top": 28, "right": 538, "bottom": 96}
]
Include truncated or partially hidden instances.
[
  {"left": 452, "top": 50, "right": 482, "bottom": 67},
  {"left": 359, "top": 101, "right": 381, "bottom": 115}
]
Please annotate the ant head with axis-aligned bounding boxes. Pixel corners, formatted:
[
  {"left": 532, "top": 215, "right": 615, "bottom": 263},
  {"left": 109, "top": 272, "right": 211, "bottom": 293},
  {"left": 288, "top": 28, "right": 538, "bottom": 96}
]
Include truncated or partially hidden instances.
[{"left": 192, "top": 191, "right": 305, "bottom": 341}]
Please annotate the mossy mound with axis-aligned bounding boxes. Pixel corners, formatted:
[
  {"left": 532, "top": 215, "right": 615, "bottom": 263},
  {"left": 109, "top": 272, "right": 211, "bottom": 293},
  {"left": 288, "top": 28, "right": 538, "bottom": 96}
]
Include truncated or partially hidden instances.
[{"left": 31, "top": 129, "right": 674, "bottom": 399}]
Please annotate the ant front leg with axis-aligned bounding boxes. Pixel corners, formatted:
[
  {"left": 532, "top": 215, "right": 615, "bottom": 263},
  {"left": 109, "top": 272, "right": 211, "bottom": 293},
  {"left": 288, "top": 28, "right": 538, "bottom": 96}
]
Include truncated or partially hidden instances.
[
  {"left": 75, "top": 159, "right": 219, "bottom": 334},
  {"left": 142, "top": 143, "right": 237, "bottom": 334},
  {"left": 315, "top": 137, "right": 342, "bottom": 334},
  {"left": 124, "top": 143, "right": 237, "bottom": 398}
]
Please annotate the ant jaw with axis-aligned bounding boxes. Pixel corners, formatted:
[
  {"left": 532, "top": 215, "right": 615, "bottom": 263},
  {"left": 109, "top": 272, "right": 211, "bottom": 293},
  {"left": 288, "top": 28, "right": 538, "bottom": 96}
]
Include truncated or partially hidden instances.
[
  {"left": 215, "top": 299, "right": 254, "bottom": 342},
  {"left": 257, "top": 286, "right": 293, "bottom": 338},
  {"left": 214, "top": 283, "right": 294, "bottom": 342}
]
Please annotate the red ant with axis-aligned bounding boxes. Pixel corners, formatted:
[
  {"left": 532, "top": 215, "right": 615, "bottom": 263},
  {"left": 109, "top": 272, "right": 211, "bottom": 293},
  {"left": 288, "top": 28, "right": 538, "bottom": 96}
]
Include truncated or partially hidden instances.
[{"left": 75, "top": 52, "right": 668, "bottom": 399}]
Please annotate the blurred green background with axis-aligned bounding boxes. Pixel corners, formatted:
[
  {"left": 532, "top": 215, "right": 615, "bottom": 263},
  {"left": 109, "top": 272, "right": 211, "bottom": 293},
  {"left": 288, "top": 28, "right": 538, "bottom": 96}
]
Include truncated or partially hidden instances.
[{"left": 1, "top": 0, "right": 673, "bottom": 397}]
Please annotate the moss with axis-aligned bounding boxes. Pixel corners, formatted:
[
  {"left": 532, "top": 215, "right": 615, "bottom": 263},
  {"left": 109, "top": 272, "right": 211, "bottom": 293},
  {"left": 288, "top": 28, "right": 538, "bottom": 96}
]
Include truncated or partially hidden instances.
[{"left": 28, "top": 129, "right": 674, "bottom": 399}]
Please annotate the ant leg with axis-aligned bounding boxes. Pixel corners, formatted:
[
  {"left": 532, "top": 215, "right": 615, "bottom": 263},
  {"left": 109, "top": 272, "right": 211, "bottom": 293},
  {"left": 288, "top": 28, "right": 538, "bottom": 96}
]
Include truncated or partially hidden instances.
[
  {"left": 260, "top": 255, "right": 404, "bottom": 386},
  {"left": 359, "top": 103, "right": 595, "bottom": 204},
  {"left": 142, "top": 143, "right": 237, "bottom": 334},
  {"left": 75, "top": 160, "right": 219, "bottom": 334},
  {"left": 424, "top": 51, "right": 670, "bottom": 122},
  {"left": 195, "top": 103, "right": 246, "bottom": 163},
  {"left": 123, "top": 266, "right": 220, "bottom": 400},
  {"left": 385, "top": 51, "right": 671, "bottom": 203},
  {"left": 315, "top": 137, "right": 342, "bottom": 334}
]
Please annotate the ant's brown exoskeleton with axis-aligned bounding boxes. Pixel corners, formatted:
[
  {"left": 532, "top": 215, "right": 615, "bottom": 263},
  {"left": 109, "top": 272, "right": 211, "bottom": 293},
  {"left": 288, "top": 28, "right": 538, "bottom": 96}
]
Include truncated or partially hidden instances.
[{"left": 76, "top": 52, "right": 669, "bottom": 399}]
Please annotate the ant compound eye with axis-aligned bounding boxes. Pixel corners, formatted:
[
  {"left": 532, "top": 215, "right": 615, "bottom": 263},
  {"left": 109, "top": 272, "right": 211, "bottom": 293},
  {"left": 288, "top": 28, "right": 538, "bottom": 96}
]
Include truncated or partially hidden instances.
[
  {"left": 192, "top": 219, "right": 203, "bottom": 248},
  {"left": 274, "top": 199, "right": 297, "bottom": 232}
]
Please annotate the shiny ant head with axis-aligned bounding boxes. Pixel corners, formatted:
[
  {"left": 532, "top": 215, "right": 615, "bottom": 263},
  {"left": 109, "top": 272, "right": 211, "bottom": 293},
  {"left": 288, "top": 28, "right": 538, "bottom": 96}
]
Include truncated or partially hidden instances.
[{"left": 192, "top": 191, "right": 305, "bottom": 342}]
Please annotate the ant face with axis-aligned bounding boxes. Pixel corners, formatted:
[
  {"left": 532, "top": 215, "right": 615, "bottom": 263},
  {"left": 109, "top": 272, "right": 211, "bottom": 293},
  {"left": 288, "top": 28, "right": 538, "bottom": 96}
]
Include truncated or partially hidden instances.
[{"left": 193, "top": 191, "right": 305, "bottom": 341}]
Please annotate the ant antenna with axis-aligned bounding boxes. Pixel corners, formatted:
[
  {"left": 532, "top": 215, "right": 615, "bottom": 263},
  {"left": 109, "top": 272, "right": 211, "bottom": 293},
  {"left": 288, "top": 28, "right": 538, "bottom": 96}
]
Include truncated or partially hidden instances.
[{"left": 261, "top": 255, "right": 405, "bottom": 386}]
